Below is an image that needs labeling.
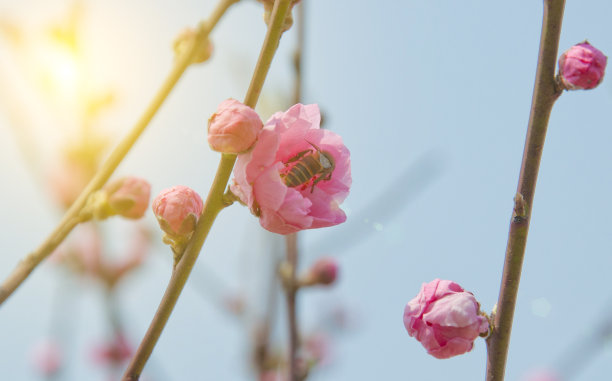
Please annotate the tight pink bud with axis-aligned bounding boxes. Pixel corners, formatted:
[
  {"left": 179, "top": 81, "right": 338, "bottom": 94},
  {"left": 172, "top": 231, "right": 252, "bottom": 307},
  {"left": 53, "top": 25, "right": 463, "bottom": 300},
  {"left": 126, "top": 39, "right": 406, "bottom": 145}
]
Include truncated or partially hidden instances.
[
  {"left": 152, "top": 186, "right": 203, "bottom": 238},
  {"left": 92, "top": 333, "right": 132, "bottom": 365},
  {"left": 104, "top": 177, "right": 151, "bottom": 219},
  {"left": 558, "top": 41, "right": 607, "bottom": 90},
  {"left": 403, "top": 279, "right": 489, "bottom": 359},
  {"left": 208, "top": 99, "right": 263, "bottom": 154},
  {"left": 308, "top": 257, "right": 339, "bottom": 286}
]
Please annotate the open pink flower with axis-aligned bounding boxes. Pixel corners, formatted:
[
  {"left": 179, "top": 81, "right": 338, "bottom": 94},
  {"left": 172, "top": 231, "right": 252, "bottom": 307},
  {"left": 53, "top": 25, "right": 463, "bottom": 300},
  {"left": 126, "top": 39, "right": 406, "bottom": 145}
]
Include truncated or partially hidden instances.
[
  {"left": 231, "top": 104, "right": 351, "bottom": 234},
  {"left": 558, "top": 41, "right": 607, "bottom": 90},
  {"left": 403, "top": 279, "right": 489, "bottom": 359}
]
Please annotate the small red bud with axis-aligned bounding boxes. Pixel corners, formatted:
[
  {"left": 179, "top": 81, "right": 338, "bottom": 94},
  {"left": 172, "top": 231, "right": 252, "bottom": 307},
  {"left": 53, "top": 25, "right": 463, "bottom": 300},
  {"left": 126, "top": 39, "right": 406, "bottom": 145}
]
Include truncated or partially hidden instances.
[
  {"left": 558, "top": 41, "right": 607, "bottom": 90},
  {"left": 308, "top": 257, "right": 339, "bottom": 286}
]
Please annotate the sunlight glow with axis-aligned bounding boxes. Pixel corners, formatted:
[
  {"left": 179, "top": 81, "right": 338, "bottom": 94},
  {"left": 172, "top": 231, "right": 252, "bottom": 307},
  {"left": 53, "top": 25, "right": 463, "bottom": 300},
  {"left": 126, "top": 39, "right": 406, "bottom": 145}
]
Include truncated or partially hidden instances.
[{"left": 36, "top": 43, "right": 80, "bottom": 100}]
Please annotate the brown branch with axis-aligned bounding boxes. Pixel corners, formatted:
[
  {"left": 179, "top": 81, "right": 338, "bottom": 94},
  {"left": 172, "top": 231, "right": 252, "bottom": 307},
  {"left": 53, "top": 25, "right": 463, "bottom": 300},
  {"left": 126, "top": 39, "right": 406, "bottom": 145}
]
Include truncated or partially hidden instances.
[
  {"left": 284, "top": 3, "right": 304, "bottom": 381},
  {"left": 283, "top": 233, "right": 300, "bottom": 381},
  {"left": 485, "top": 1, "right": 566, "bottom": 380}
]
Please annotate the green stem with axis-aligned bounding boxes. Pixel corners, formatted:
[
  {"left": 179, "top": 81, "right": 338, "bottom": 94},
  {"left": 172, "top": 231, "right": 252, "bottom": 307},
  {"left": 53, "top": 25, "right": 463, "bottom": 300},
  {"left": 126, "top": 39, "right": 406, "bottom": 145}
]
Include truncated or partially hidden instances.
[
  {"left": 122, "top": 1, "right": 294, "bottom": 379},
  {"left": 485, "top": 1, "right": 565, "bottom": 380},
  {"left": 0, "top": 0, "right": 236, "bottom": 306}
]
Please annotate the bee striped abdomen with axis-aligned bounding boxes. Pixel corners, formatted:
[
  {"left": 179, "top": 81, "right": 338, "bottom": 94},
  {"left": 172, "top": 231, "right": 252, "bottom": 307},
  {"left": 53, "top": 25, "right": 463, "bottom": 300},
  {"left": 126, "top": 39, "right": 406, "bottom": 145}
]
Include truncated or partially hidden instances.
[{"left": 284, "top": 155, "right": 320, "bottom": 187}]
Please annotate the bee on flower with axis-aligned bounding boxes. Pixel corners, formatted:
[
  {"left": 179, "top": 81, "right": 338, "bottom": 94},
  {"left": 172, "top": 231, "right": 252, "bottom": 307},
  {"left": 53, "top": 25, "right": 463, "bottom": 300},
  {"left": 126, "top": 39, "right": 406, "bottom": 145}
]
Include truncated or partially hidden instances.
[{"left": 229, "top": 103, "right": 351, "bottom": 235}]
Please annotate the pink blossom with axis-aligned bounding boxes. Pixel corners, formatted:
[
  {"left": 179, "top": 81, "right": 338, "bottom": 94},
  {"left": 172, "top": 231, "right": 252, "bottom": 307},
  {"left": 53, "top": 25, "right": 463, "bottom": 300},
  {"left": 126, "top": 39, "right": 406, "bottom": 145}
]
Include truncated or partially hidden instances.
[
  {"left": 30, "top": 339, "right": 62, "bottom": 375},
  {"left": 403, "top": 279, "right": 489, "bottom": 359},
  {"left": 208, "top": 99, "right": 263, "bottom": 154},
  {"left": 307, "top": 257, "right": 339, "bottom": 286},
  {"left": 152, "top": 186, "right": 203, "bottom": 237},
  {"left": 558, "top": 41, "right": 607, "bottom": 90},
  {"left": 231, "top": 104, "right": 351, "bottom": 235},
  {"left": 91, "top": 333, "right": 132, "bottom": 365},
  {"left": 104, "top": 177, "right": 151, "bottom": 219}
]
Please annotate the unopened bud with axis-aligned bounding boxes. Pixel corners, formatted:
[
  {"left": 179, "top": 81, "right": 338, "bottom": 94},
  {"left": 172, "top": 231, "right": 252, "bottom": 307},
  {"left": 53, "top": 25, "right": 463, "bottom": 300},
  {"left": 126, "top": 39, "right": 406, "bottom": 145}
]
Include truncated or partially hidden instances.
[
  {"left": 104, "top": 177, "right": 151, "bottom": 219},
  {"left": 152, "top": 186, "right": 203, "bottom": 260},
  {"left": 302, "top": 257, "right": 339, "bottom": 286},
  {"left": 404, "top": 279, "right": 489, "bottom": 359},
  {"left": 208, "top": 99, "right": 263, "bottom": 154},
  {"left": 85, "top": 177, "right": 151, "bottom": 221},
  {"left": 173, "top": 27, "right": 213, "bottom": 64},
  {"left": 558, "top": 41, "right": 607, "bottom": 90}
]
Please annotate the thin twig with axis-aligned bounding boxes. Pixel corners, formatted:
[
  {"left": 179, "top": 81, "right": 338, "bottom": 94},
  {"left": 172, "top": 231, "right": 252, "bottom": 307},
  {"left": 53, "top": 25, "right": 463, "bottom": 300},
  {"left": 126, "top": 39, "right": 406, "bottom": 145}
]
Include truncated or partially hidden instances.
[
  {"left": 122, "top": 1, "right": 294, "bottom": 379},
  {"left": 283, "top": 2, "right": 304, "bottom": 380},
  {"left": 284, "top": 233, "right": 300, "bottom": 381},
  {"left": 0, "top": 0, "right": 235, "bottom": 305},
  {"left": 485, "top": 1, "right": 565, "bottom": 380}
]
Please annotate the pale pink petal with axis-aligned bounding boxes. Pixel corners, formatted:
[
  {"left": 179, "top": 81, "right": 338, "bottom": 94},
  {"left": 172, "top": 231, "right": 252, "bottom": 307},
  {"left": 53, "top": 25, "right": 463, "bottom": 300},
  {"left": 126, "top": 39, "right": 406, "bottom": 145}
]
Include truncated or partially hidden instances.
[
  {"left": 423, "top": 293, "right": 480, "bottom": 328},
  {"left": 253, "top": 164, "right": 288, "bottom": 212}
]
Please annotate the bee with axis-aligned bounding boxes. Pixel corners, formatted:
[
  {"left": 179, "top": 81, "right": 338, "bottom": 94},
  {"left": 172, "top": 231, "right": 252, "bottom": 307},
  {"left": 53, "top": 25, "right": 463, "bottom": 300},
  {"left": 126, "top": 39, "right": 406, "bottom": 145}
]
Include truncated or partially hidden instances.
[{"left": 282, "top": 141, "right": 335, "bottom": 192}]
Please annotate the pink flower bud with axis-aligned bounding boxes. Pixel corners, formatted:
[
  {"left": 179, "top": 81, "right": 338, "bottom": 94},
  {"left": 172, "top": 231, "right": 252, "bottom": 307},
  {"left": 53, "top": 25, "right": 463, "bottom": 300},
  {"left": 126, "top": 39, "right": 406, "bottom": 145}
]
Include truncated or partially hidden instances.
[
  {"left": 558, "top": 41, "right": 607, "bottom": 90},
  {"left": 152, "top": 185, "right": 203, "bottom": 238},
  {"left": 208, "top": 99, "right": 263, "bottom": 154},
  {"left": 91, "top": 333, "right": 132, "bottom": 365},
  {"left": 308, "top": 257, "right": 339, "bottom": 286},
  {"left": 403, "top": 279, "right": 489, "bottom": 359},
  {"left": 104, "top": 177, "right": 151, "bottom": 219}
]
